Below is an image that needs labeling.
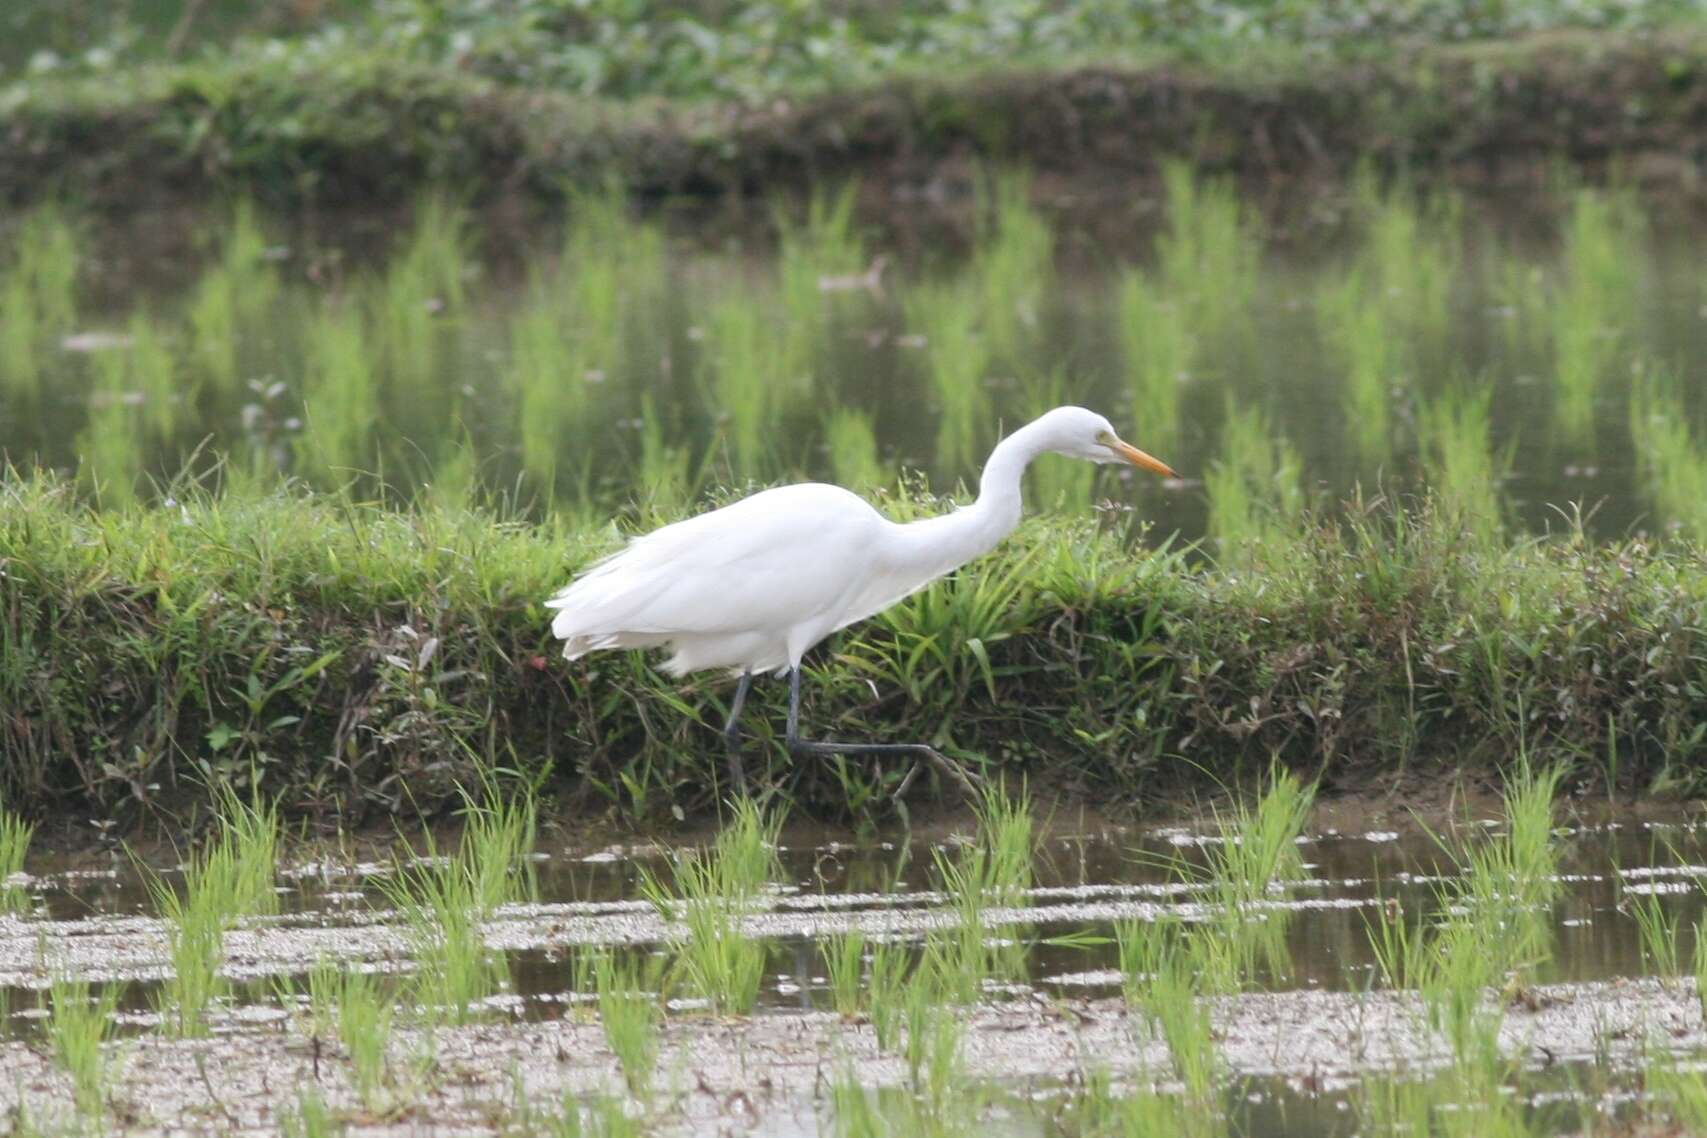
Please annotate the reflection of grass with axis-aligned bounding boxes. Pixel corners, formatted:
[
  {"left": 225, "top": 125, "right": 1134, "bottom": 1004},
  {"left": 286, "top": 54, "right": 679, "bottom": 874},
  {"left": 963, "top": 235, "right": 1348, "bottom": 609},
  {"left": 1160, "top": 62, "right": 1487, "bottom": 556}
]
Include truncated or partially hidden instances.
[
  {"left": 1116, "top": 269, "right": 1190, "bottom": 448},
  {"left": 1416, "top": 383, "right": 1507, "bottom": 544},
  {"left": 904, "top": 280, "right": 989, "bottom": 476},
  {"left": 975, "top": 171, "right": 1052, "bottom": 368},
  {"left": 1629, "top": 367, "right": 1707, "bottom": 541},
  {"left": 1320, "top": 266, "right": 1398, "bottom": 467},
  {"left": 1550, "top": 188, "right": 1642, "bottom": 447},
  {"left": 1158, "top": 160, "right": 1256, "bottom": 349},
  {"left": 1204, "top": 402, "right": 1305, "bottom": 566},
  {"left": 640, "top": 797, "right": 780, "bottom": 1014},
  {"left": 301, "top": 304, "right": 379, "bottom": 483},
  {"left": 823, "top": 406, "right": 889, "bottom": 492}
]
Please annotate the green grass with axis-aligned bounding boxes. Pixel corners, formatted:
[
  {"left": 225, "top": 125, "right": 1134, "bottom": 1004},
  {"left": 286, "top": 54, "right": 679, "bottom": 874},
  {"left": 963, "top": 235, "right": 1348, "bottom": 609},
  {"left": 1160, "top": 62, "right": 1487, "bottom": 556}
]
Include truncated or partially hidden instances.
[{"left": 10, "top": 460, "right": 1707, "bottom": 821}]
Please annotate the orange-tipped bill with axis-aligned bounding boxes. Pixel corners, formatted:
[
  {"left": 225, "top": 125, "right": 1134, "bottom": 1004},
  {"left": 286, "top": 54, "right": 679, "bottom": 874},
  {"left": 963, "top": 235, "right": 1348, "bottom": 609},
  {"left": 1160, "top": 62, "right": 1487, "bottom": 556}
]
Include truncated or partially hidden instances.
[{"left": 1111, "top": 439, "right": 1178, "bottom": 479}]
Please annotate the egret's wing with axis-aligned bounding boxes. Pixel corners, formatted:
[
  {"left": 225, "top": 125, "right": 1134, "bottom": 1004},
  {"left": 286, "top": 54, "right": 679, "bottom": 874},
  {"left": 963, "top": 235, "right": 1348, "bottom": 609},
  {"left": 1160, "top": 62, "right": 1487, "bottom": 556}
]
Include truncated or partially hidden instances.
[{"left": 547, "top": 484, "right": 879, "bottom": 644}]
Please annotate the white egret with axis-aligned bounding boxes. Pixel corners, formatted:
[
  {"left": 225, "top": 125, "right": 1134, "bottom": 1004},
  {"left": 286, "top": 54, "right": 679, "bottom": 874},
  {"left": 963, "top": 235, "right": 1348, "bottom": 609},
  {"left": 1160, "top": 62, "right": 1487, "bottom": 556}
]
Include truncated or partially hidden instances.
[{"left": 547, "top": 405, "right": 1176, "bottom": 792}]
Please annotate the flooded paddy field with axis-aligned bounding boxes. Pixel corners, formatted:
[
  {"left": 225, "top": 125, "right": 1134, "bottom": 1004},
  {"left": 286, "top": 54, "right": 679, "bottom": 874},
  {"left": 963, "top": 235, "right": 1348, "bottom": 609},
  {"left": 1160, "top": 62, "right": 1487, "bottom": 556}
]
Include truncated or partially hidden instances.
[
  {"left": 5, "top": 172, "right": 1707, "bottom": 547},
  {"left": 7, "top": 781, "right": 1707, "bottom": 1135}
]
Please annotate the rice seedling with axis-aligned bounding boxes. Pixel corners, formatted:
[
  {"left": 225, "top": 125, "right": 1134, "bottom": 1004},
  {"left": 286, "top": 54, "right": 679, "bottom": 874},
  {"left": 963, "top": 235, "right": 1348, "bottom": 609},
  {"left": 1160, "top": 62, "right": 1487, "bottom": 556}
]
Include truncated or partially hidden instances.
[
  {"left": 1627, "top": 890, "right": 1685, "bottom": 981},
  {"left": 1650, "top": 1063, "right": 1707, "bottom": 1134},
  {"left": 1628, "top": 365, "right": 1707, "bottom": 541},
  {"left": 540, "top": 1093, "right": 642, "bottom": 1138},
  {"left": 823, "top": 406, "right": 889, "bottom": 493},
  {"left": 904, "top": 280, "right": 990, "bottom": 476},
  {"left": 0, "top": 271, "right": 40, "bottom": 400},
  {"left": 1114, "top": 916, "right": 1218, "bottom": 1102},
  {"left": 145, "top": 791, "right": 280, "bottom": 1035},
  {"left": 630, "top": 394, "right": 700, "bottom": 521},
  {"left": 1694, "top": 916, "right": 1707, "bottom": 1021},
  {"left": 1203, "top": 402, "right": 1305, "bottom": 566},
  {"left": 1116, "top": 269, "right": 1191, "bottom": 448},
  {"left": 1415, "top": 383, "right": 1507, "bottom": 544},
  {"left": 0, "top": 806, "right": 33, "bottom": 913},
  {"left": 299, "top": 303, "right": 378, "bottom": 482},
  {"left": 820, "top": 929, "right": 867, "bottom": 1017},
  {"left": 1021, "top": 369, "right": 1097, "bottom": 511},
  {"left": 383, "top": 782, "right": 535, "bottom": 1025},
  {"left": 865, "top": 936, "right": 911, "bottom": 1051},
  {"left": 1157, "top": 160, "right": 1257, "bottom": 350},
  {"left": 899, "top": 971, "right": 964, "bottom": 1102},
  {"left": 280, "top": 1087, "right": 337, "bottom": 1138},
  {"left": 925, "top": 783, "right": 1034, "bottom": 999},
  {"left": 385, "top": 845, "right": 500, "bottom": 1026},
  {"left": 639, "top": 797, "right": 781, "bottom": 1014},
  {"left": 1066, "top": 1069, "right": 1208, "bottom": 1138},
  {"left": 593, "top": 950, "right": 662, "bottom": 1099},
  {"left": 374, "top": 192, "right": 467, "bottom": 395},
  {"left": 308, "top": 959, "right": 395, "bottom": 1111},
  {"left": 974, "top": 171, "right": 1052, "bottom": 368},
  {"left": 46, "top": 975, "right": 119, "bottom": 1123}
]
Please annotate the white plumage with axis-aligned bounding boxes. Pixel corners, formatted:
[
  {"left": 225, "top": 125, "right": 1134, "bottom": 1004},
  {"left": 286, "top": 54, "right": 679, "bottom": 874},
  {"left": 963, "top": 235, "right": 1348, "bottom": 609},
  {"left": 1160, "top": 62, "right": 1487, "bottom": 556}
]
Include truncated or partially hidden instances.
[{"left": 546, "top": 406, "right": 1175, "bottom": 680}]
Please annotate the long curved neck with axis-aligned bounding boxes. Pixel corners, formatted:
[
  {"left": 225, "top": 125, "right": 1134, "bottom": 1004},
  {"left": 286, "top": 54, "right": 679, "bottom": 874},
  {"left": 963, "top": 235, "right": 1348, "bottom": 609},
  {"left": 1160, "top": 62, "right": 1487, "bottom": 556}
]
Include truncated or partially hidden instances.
[{"left": 885, "top": 420, "right": 1049, "bottom": 579}]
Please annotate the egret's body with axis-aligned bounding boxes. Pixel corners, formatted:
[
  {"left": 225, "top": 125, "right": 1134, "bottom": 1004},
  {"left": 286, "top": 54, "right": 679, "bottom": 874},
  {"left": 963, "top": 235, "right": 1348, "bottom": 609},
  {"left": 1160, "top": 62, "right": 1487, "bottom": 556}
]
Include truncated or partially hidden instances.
[{"left": 547, "top": 406, "right": 1175, "bottom": 790}]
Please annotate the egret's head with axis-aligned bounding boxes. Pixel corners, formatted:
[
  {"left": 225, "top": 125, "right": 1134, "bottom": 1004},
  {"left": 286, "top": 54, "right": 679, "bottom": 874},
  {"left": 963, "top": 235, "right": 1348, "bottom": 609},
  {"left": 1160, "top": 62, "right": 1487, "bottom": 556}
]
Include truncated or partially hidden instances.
[{"left": 1039, "top": 406, "right": 1177, "bottom": 477}]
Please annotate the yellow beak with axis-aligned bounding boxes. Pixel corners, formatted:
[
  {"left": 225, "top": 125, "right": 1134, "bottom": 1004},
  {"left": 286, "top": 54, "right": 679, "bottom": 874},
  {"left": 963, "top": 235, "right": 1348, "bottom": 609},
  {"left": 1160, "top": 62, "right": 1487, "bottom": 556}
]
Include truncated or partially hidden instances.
[{"left": 1111, "top": 439, "right": 1178, "bottom": 479}]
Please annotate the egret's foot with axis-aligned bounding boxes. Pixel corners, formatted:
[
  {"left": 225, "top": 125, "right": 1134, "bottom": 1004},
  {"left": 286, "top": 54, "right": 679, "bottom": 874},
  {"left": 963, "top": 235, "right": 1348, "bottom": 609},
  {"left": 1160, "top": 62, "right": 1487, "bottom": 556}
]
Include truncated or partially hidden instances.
[{"left": 785, "top": 738, "right": 982, "bottom": 799}]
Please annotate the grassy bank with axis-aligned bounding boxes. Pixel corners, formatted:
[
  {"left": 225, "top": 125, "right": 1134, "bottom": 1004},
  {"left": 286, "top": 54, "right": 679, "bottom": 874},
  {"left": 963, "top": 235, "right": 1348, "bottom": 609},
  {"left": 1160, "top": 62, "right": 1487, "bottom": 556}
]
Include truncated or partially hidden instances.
[
  {"left": 4, "top": 470, "right": 1705, "bottom": 830},
  {"left": 8, "top": 24, "right": 1707, "bottom": 209}
]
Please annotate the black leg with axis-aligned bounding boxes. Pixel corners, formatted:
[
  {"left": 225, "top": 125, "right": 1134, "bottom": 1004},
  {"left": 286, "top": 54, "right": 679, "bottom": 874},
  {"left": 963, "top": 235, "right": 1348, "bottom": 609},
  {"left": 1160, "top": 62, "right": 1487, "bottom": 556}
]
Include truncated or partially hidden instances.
[
  {"left": 722, "top": 672, "right": 753, "bottom": 796},
  {"left": 783, "top": 667, "right": 982, "bottom": 796}
]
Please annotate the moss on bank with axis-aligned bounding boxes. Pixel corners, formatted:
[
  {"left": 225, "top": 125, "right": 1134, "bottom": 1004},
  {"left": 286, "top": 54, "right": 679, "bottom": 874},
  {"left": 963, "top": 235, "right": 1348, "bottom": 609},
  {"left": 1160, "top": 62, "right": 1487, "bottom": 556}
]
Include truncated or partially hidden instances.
[
  {"left": 3, "top": 472, "right": 1705, "bottom": 829},
  {"left": 7, "top": 28, "right": 1707, "bottom": 210}
]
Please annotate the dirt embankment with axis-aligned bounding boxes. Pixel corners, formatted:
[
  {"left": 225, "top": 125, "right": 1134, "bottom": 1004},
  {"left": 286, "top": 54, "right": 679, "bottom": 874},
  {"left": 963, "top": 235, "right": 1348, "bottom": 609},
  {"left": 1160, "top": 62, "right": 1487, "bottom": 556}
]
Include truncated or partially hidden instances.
[{"left": 6, "top": 29, "right": 1707, "bottom": 210}]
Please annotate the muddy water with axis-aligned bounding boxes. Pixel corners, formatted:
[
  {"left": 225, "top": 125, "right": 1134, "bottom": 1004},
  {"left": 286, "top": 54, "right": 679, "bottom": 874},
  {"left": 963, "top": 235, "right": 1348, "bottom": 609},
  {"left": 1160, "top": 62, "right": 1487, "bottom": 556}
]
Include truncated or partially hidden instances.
[
  {"left": 8, "top": 813, "right": 1705, "bottom": 1018},
  {"left": 6, "top": 809, "right": 1707, "bottom": 1134}
]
